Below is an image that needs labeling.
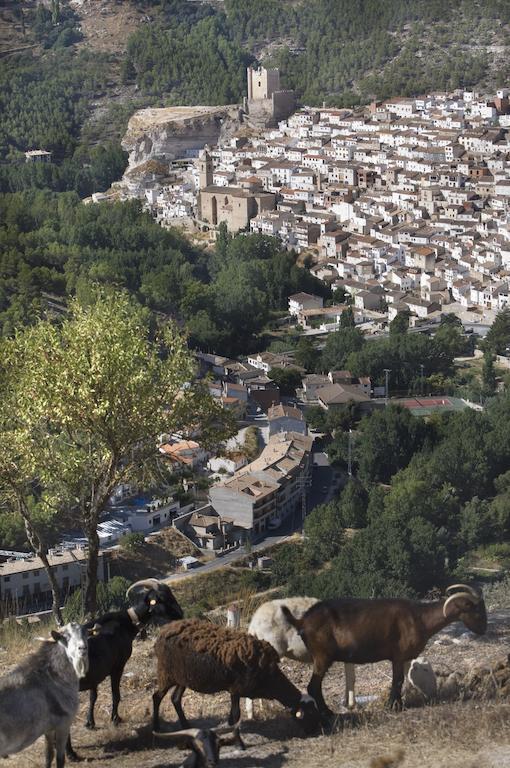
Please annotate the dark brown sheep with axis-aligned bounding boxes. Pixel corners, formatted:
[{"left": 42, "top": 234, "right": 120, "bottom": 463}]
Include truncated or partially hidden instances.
[
  {"left": 281, "top": 584, "right": 487, "bottom": 715},
  {"left": 152, "top": 619, "right": 320, "bottom": 741}
]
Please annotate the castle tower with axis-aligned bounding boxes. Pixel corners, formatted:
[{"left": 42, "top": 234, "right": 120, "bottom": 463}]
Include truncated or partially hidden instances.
[
  {"left": 247, "top": 66, "right": 280, "bottom": 101},
  {"left": 198, "top": 145, "right": 213, "bottom": 189}
]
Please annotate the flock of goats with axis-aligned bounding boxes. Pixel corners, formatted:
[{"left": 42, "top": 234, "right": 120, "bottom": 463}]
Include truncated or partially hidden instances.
[{"left": 0, "top": 578, "right": 492, "bottom": 767}]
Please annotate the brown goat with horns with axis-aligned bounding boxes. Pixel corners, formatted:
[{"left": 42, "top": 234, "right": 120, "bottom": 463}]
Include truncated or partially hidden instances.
[{"left": 281, "top": 583, "right": 487, "bottom": 715}]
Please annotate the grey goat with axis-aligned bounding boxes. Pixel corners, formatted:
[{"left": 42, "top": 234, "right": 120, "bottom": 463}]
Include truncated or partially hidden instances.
[{"left": 0, "top": 622, "right": 89, "bottom": 768}]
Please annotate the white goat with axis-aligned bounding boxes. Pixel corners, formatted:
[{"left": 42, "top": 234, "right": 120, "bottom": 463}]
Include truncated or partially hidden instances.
[
  {"left": 246, "top": 596, "right": 356, "bottom": 718},
  {"left": 0, "top": 622, "right": 89, "bottom": 768}
]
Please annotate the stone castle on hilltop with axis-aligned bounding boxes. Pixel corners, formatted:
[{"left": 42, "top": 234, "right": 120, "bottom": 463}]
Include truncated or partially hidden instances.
[{"left": 245, "top": 66, "right": 296, "bottom": 126}]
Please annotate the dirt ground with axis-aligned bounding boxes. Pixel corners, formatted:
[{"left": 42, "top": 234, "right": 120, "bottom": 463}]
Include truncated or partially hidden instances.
[{"left": 3, "top": 608, "right": 510, "bottom": 767}]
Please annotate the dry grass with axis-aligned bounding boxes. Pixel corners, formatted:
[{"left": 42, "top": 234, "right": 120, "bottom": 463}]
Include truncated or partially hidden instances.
[{"left": 3, "top": 608, "right": 510, "bottom": 767}]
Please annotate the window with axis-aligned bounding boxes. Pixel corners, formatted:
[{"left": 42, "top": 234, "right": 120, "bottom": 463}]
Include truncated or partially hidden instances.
[
  {"left": 22, "top": 585, "right": 30, "bottom": 597},
  {"left": 33, "top": 583, "right": 40, "bottom": 594},
  {"left": 4, "top": 576, "right": 10, "bottom": 583},
  {"left": 33, "top": 570, "right": 39, "bottom": 577},
  {"left": 22, "top": 573, "right": 28, "bottom": 580},
  {"left": 62, "top": 564, "right": 68, "bottom": 571}
]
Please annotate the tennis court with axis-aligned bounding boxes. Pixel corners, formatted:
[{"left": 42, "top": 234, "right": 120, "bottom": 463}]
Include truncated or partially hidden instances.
[{"left": 397, "top": 396, "right": 468, "bottom": 416}]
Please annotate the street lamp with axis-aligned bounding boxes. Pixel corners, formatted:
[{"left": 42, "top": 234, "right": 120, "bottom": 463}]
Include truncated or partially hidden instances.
[
  {"left": 347, "top": 429, "right": 353, "bottom": 477},
  {"left": 420, "top": 363, "right": 425, "bottom": 395},
  {"left": 383, "top": 368, "right": 391, "bottom": 404}
]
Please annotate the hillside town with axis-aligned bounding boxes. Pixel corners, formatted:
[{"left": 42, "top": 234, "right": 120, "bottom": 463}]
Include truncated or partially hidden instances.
[
  {"left": 12, "top": 68, "right": 510, "bottom": 616},
  {"left": 108, "top": 68, "right": 510, "bottom": 330}
]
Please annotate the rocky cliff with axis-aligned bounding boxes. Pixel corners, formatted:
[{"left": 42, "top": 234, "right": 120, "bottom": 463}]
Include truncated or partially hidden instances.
[{"left": 121, "top": 105, "right": 243, "bottom": 170}]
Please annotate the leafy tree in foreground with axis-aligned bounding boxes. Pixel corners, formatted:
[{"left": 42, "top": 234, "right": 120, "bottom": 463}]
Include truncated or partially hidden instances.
[{"left": 1, "top": 291, "right": 235, "bottom": 614}]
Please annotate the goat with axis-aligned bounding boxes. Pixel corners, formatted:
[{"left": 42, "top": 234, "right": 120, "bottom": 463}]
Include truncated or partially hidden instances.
[
  {"left": 66, "top": 577, "right": 183, "bottom": 760},
  {"left": 153, "top": 725, "right": 240, "bottom": 768},
  {"left": 281, "top": 583, "right": 487, "bottom": 715},
  {"left": 152, "top": 618, "right": 320, "bottom": 745},
  {"left": 403, "top": 656, "right": 437, "bottom": 706},
  {"left": 0, "top": 622, "right": 88, "bottom": 768},
  {"left": 246, "top": 596, "right": 356, "bottom": 719}
]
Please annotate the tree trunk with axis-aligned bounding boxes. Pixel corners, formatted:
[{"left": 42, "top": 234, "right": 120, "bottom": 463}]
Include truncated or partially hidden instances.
[
  {"left": 17, "top": 501, "right": 62, "bottom": 625},
  {"left": 84, "top": 520, "right": 100, "bottom": 617}
]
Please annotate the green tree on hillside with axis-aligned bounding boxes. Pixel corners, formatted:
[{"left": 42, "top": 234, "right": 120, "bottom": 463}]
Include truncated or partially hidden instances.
[
  {"left": 482, "top": 349, "right": 497, "bottom": 397},
  {"left": 485, "top": 307, "right": 510, "bottom": 354},
  {"left": 1, "top": 292, "right": 235, "bottom": 614},
  {"left": 320, "top": 327, "right": 365, "bottom": 372},
  {"left": 390, "top": 309, "right": 410, "bottom": 335}
]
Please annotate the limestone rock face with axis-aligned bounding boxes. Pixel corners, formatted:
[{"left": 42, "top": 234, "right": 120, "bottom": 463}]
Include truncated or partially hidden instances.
[{"left": 122, "top": 105, "right": 243, "bottom": 169}]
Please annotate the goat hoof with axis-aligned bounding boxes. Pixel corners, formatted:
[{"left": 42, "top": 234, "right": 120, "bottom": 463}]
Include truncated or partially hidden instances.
[
  {"left": 389, "top": 699, "right": 403, "bottom": 712},
  {"left": 66, "top": 750, "right": 82, "bottom": 762},
  {"left": 112, "top": 715, "right": 123, "bottom": 726}
]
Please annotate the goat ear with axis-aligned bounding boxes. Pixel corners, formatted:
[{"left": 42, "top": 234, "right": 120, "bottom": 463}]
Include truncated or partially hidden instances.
[
  {"left": 51, "top": 630, "right": 65, "bottom": 644},
  {"left": 95, "top": 620, "right": 119, "bottom": 636}
]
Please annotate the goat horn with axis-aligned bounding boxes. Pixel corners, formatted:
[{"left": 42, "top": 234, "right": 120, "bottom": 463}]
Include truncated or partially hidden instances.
[
  {"left": 213, "top": 722, "right": 239, "bottom": 735},
  {"left": 443, "top": 592, "right": 479, "bottom": 618},
  {"left": 152, "top": 727, "right": 202, "bottom": 742},
  {"left": 445, "top": 584, "right": 481, "bottom": 600},
  {"left": 126, "top": 578, "right": 161, "bottom": 597}
]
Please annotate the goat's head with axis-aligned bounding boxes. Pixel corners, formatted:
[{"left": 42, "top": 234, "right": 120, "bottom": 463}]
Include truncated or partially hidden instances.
[
  {"left": 292, "top": 694, "right": 320, "bottom": 734},
  {"left": 51, "top": 622, "right": 89, "bottom": 678},
  {"left": 443, "top": 584, "right": 487, "bottom": 635},
  {"left": 126, "top": 578, "right": 184, "bottom": 624},
  {"left": 153, "top": 726, "right": 239, "bottom": 768}
]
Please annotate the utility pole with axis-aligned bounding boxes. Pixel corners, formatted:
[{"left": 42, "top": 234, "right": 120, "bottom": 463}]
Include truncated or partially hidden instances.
[
  {"left": 383, "top": 368, "right": 391, "bottom": 404},
  {"left": 347, "top": 429, "right": 353, "bottom": 477},
  {"left": 420, "top": 363, "right": 424, "bottom": 395}
]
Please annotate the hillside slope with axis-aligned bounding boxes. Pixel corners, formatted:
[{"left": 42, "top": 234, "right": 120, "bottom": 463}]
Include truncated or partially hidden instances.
[{"left": 3, "top": 608, "right": 510, "bottom": 767}]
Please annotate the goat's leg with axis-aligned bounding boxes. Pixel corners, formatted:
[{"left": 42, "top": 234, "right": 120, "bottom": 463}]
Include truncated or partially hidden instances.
[
  {"left": 152, "top": 684, "right": 171, "bottom": 731},
  {"left": 55, "top": 722, "right": 70, "bottom": 768},
  {"left": 65, "top": 732, "right": 82, "bottom": 762},
  {"left": 228, "top": 694, "right": 246, "bottom": 750},
  {"left": 85, "top": 687, "right": 98, "bottom": 729},
  {"left": 110, "top": 668, "right": 123, "bottom": 725},
  {"left": 45, "top": 732, "right": 55, "bottom": 768},
  {"left": 171, "top": 685, "right": 189, "bottom": 728},
  {"left": 308, "top": 659, "right": 333, "bottom": 718},
  {"left": 388, "top": 661, "right": 406, "bottom": 711},
  {"left": 344, "top": 663, "right": 356, "bottom": 709}
]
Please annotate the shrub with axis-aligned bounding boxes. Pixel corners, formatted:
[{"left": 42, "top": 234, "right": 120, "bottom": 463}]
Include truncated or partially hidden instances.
[
  {"left": 119, "top": 532, "right": 146, "bottom": 552},
  {"left": 63, "top": 576, "right": 131, "bottom": 622}
]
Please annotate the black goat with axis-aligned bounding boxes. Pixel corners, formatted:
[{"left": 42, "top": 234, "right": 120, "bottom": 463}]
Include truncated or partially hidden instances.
[{"left": 67, "top": 578, "right": 183, "bottom": 760}]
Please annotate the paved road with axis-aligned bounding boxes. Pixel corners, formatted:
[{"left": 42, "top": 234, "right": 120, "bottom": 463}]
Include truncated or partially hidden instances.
[{"left": 164, "top": 531, "right": 293, "bottom": 583}]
